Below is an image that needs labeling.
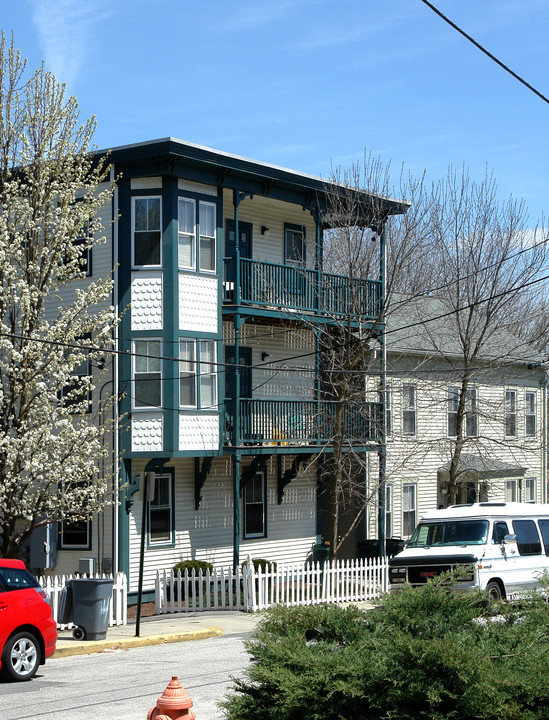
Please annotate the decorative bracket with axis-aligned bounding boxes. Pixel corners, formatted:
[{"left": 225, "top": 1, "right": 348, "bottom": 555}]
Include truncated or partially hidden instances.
[{"left": 125, "top": 457, "right": 171, "bottom": 513}]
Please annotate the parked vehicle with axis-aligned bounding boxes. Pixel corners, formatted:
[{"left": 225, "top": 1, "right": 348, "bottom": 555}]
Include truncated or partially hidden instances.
[
  {"left": 389, "top": 502, "right": 549, "bottom": 601},
  {"left": 0, "top": 559, "right": 57, "bottom": 681}
]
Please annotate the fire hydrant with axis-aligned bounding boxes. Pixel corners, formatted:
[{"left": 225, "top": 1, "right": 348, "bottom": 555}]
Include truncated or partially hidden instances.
[{"left": 147, "top": 676, "right": 196, "bottom": 720}]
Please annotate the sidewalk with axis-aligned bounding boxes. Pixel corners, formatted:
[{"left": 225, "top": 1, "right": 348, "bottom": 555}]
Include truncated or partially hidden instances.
[{"left": 54, "top": 601, "right": 376, "bottom": 658}]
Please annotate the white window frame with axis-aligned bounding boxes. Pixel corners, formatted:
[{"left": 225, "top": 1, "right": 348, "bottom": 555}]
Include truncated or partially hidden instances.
[
  {"left": 448, "top": 386, "right": 478, "bottom": 437},
  {"left": 505, "top": 478, "right": 518, "bottom": 502},
  {"left": 132, "top": 196, "right": 162, "bottom": 268},
  {"left": 385, "top": 484, "right": 393, "bottom": 539},
  {"left": 402, "top": 483, "right": 417, "bottom": 538},
  {"left": 177, "top": 197, "right": 217, "bottom": 273},
  {"left": 133, "top": 339, "right": 162, "bottom": 410},
  {"left": 178, "top": 197, "right": 195, "bottom": 270},
  {"left": 525, "top": 391, "right": 536, "bottom": 439},
  {"left": 148, "top": 474, "right": 173, "bottom": 546},
  {"left": 179, "top": 339, "right": 217, "bottom": 409},
  {"left": 199, "top": 201, "right": 216, "bottom": 273},
  {"left": 402, "top": 385, "right": 416, "bottom": 437},
  {"left": 505, "top": 389, "right": 517, "bottom": 438},
  {"left": 524, "top": 477, "right": 536, "bottom": 503}
]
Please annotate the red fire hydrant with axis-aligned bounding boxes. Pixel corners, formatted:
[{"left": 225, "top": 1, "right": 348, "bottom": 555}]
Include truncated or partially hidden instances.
[{"left": 147, "top": 676, "right": 196, "bottom": 720}]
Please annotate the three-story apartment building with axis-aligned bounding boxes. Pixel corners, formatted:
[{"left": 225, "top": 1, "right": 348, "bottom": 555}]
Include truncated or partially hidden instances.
[{"left": 40, "top": 138, "right": 406, "bottom": 597}]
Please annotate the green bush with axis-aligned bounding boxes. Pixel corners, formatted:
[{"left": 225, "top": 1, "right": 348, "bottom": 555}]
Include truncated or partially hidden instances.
[
  {"left": 172, "top": 559, "right": 213, "bottom": 575},
  {"left": 241, "top": 557, "right": 277, "bottom": 573},
  {"left": 221, "top": 578, "right": 549, "bottom": 720}
]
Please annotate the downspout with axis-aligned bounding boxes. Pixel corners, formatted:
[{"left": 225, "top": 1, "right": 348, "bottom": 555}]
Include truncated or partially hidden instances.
[
  {"left": 111, "top": 163, "right": 120, "bottom": 575},
  {"left": 377, "top": 223, "right": 387, "bottom": 557},
  {"left": 232, "top": 190, "right": 242, "bottom": 572}
]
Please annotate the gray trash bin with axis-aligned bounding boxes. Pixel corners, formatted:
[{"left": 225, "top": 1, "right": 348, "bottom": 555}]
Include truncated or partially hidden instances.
[{"left": 70, "top": 578, "right": 113, "bottom": 641}]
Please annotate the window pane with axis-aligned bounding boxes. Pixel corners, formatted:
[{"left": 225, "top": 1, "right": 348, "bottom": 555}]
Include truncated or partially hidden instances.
[
  {"left": 150, "top": 509, "right": 171, "bottom": 542},
  {"left": 285, "top": 228, "right": 305, "bottom": 265},
  {"left": 200, "top": 202, "right": 215, "bottom": 237},
  {"left": 134, "top": 198, "right": 148, "bottom": 231},
  {"left": 179, "top": 235, "right": 193, "bottom": 267},
  {"left": 135, "top": 374, "right": 161, "bottom": 407},
  {"left": 180, "top": 340, "right": 196, "bottom": 407},
  {"left": 180, "top": 375, "right": 196, "bottom": 406},
  {"left": 245, "top": 473, "right": 265, "bottom": 536},
  {"left": 179, "top": 199, "right": 194, "bottom": 234},
  {"left": 134, "top": 231, "right": 161, "bottom": 266},
  {"left": 513, "top": 519, "right": 541, "bottom": 555},
  {"left": 199, "top": 236, "right": 215, "bottom": 271}
]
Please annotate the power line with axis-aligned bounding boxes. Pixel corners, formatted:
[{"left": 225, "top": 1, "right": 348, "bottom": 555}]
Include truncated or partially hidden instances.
[{"left": 419, "top": 0, "right": 549, "bottom": 106}]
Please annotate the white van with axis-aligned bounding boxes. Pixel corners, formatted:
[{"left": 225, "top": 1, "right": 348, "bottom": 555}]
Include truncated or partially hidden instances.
[{"left": 389, "top": 502, "right": 549, "bottom": 600}]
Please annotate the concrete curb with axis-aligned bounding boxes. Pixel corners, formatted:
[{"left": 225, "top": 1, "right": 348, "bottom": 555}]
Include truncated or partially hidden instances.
[{"left": 53, "top": 626, "right": 224, "bottom": 658}]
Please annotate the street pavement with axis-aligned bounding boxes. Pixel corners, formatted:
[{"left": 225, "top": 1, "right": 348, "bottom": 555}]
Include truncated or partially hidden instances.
[{"left": 54, "top": 600, "right": 376, "bottom": 658}]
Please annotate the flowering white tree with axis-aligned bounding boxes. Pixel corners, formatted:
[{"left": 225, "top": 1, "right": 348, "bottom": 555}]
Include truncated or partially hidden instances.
[{"left": 0, "top": 35, "right": 118, "bottom": 557}]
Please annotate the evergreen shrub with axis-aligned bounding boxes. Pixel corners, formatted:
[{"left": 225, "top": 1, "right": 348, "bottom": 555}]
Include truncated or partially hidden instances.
[{"left": 221, "top": 576, "right": 549, "bottom": 720}]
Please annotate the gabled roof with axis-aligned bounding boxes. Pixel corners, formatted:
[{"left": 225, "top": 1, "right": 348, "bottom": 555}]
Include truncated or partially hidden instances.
[{"left": 385, "top": 293, "right": 544, "bottom": 368}]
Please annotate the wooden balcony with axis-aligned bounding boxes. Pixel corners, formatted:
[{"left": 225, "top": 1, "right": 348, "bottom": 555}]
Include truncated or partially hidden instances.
[
  {"left": 225, "top": 398, "right": 383, "bottom": 448},
  {"left": 223, "top": 258, "right": 382, "bottom": 320}
]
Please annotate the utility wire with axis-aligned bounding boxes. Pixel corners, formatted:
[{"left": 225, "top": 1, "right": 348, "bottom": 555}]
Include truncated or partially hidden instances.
[{"left": 419, "top": 0, "right": 549, "bottom": 106}]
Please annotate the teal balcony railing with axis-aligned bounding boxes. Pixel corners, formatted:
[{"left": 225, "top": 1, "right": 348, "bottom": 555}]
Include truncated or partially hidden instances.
[
  {"left": 225, "top": 399, "right": 383, "bottom": 446},
  {"left": 223, "top": 258, "right": 382, "bottom": 319}
]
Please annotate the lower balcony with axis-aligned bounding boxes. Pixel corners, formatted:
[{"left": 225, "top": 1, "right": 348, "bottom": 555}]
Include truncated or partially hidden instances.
[
  {"left": 223, "top": 258, "right": 382, "bottom": 319},
  {"left": 225, "top": 399, "right": 383, "bottom": 448}
]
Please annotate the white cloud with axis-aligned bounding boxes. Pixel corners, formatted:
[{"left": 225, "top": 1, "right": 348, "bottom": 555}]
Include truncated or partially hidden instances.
[{"left": 31, "top": 0, "right": 112, "bottom": 89}]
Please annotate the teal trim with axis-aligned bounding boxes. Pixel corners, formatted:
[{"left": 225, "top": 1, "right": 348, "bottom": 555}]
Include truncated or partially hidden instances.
[
  {"left": 163, "top": 177, "right": 179, "bottom": 453},
  {"left": 127, "top": 589, "right": 155, "bottom": 606}
]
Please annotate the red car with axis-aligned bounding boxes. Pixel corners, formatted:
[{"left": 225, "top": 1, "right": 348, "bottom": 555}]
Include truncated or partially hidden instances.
[{"left": 0, "top": 559, "right": 57, "bottom": 681}]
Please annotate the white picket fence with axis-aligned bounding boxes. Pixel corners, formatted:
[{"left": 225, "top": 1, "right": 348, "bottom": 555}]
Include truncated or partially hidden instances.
[
  {"left": 38, "top": 572, "right": 128, "bottom": 629},
  {"left": 156, "top": 557, "right": 389, "bottom": 614}
]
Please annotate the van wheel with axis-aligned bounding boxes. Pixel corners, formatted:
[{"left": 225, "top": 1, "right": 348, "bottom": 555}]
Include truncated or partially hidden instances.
[
  {"left": 486, "top": 581, "right": 504, "bottom": 602},
  {"left": 1, "top": 632, "right": 41, "bottom": 682}
]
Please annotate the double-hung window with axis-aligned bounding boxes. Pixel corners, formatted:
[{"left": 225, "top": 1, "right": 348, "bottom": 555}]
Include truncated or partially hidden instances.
[
  {"left": 132, "top": 197, "right": 161, "bottom": 267},
  {"left": 402, "top": 483, "right": 416, "bottom": 538},
  {"left": 402, "top": 385, "right": 416, "bottom": 436},
  {"left": 385, "top": 485, "right": 393, "bottom": 539},
  {"left": 524, "top": 477, "right": 536, "bottom": 503},
  {"left": 179, "top": 339, "right": 217, "bottom": 409},
  {"left": 505, "top": 478, "right": 518, "bottom": 502},
  {"left": 178, "top": 198, "right": 216, "bottom": 272},
  {"left": 133, "top": 340, "right": 162, "bottom": 409},
  {"left": 505, "top": 389, "right": 517, "bottom": 438},
  {"left": 448, "top": 386, "right": 478, "bottom": 437},
  {"left": 244, "top": 471, "right": 266, "bottom": 538},
  {"left": 148, "top": 474, "right": 173, "bottom": 545},
  {"left": 525, "top": 391, "right": 536, "bottom": 438}
]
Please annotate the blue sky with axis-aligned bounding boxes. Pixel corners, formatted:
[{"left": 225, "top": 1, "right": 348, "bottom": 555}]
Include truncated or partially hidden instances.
[{"left": 3, "top": 0, "right": 549, "bottom": 223}]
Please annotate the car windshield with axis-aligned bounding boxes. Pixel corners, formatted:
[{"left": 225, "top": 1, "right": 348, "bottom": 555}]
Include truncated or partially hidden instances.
[{"left": 408, "top": 520, "right": 489, "bottom": 548}]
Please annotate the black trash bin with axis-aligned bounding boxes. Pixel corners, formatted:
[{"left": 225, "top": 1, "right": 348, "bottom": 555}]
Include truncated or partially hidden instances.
[{"left": 70, "top": 578, "right": 113, "bottom": 641}]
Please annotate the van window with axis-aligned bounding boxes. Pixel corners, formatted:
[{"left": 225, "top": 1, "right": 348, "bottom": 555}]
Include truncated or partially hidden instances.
[
  {"left": 492, "top": 521, "right": 509, "bottom": 544},
  {"left": 408, "top": 520, "right": 488, "bottom": 548},
  {"left": 538, "top": 519, "right": 549, "bottom": 556},
  {"left": 512, "top": 519, "right": 542, "bottom": 555}
]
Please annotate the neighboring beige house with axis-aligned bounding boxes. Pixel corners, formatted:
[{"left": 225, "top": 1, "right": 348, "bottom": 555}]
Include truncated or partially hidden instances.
[{"left": 362, "top": 295, "right": 547, "bottom": 548}]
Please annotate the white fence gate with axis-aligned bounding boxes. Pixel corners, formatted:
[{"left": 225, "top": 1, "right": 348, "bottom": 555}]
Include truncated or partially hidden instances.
[
  {"left": 156, "top": 558, "right": 388, "bottom": 614},
  {"left": 38, "top": 572, "right": 128, "bottom": 629}
]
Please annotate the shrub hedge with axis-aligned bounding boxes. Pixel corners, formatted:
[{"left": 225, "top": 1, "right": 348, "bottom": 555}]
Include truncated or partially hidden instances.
[{"left": 221, "top": 577, "right": 549, "bottom": 720}]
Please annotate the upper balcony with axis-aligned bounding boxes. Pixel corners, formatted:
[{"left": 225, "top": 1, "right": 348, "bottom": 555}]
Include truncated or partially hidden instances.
[
  {"left": 225, "top": 398, "right": 383, "bottom": 452},
  {"left": 223, "top": 257, "right": 382, "bottom": 321}
]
